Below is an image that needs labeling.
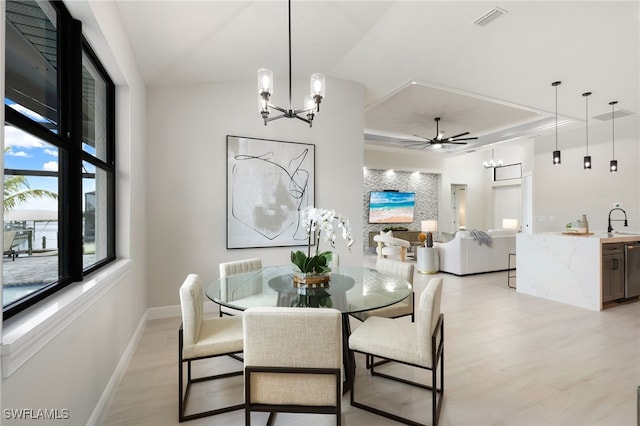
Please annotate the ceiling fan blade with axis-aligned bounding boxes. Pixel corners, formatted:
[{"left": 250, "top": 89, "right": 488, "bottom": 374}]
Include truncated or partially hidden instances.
[
  {"left": 442, "top": 141, "right": 469, "bottom": 145},
  {"left": 450, "top": 137, "right": 478, "bottom": 142},
  {"left": 446, "top": 132, "right": 470, "bottom": 140},
  {"left": 412, "top": 134, "right": 434, "bottom": 142},
  {"left": 402, "top": 141, "right": 429, "bottom": 148}
]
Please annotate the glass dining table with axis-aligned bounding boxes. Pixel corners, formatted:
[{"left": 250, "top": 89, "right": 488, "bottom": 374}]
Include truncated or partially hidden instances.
[{"left": 206, "top": 264, "right": 413, "bottom": 393}]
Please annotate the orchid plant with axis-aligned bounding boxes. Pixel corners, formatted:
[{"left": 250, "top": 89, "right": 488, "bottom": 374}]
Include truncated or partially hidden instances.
[{"left": 291, "top": 206, "right": 355, "bottom": 274}]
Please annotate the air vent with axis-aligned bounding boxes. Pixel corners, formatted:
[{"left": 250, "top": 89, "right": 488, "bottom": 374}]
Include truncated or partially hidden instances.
[
  {"left": 474, "top": 6, "right": 507, "bottom": 26},
  {"left": 593, "top": 109, "right": 634, "bottom": 121}
]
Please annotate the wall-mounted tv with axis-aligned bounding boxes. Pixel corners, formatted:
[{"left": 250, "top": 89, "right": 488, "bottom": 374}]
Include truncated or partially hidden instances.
[{"left": 368, "top": 191, "right": 415, "bottom": 224}]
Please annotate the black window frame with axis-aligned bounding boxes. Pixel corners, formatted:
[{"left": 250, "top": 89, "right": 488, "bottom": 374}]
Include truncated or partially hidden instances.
[{"left": 3, "top": 0, "right": 116, "bottom": 319}]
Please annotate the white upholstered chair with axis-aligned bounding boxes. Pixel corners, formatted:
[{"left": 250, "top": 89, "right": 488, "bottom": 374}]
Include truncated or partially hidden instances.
[
  {"left": 352, "top": 257, "right": 415, "bottom": 322},
  {"left": 374, "top": 233, "right": 411, "bottom": 262},
  {"left": 349, "top": 277, "right": 444, "bottom": 426},
  {"left": 243, "top": 307, "right": 343, "bottom": 425},
  {"left": 218, "top": 258, "right": 262, "bottom": 316},
  {"left": 178, "top": 274, "right": 244, "bottom": 421}
]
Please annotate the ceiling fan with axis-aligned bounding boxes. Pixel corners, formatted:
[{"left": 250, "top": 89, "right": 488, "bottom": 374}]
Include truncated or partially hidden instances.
[{"left": 402, "top": 117, "right": 478, "bottom": 149}]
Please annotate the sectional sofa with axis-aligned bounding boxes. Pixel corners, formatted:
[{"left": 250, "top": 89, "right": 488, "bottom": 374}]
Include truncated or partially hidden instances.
[{"left": 435, "top": 229, "right": 517, "bottom": 276}]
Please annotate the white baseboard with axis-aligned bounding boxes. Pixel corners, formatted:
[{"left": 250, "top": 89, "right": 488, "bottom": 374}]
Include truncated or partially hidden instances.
[
  {"left": 147, "top": 301, "right": 221, "bottom": 320},
  {"left": 88, "top": 300, "right": 222, "bottom": 423},
  {"left": 87, "top": 309, "right": 148, "bottom": 425}
]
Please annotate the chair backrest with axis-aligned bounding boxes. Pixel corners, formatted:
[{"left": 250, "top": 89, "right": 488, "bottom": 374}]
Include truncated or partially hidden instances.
[
  {"left": 373, "top": 233, "right": 411, "bottom": 248},
  {"left": 219, "top": 258, "right": 262, "bottom": 277},
  {"left": 243, "top": 307, "right": 342, "bottom": 406},
  {"left": 375, "top": 257, "right": 415, "bottom": 285},
  {"left": 416, "top": 277, "right": 443, "bottom": 366},
  {"left": 179, "top": 274, "right": 204, "bottom": 348},
  {"left": 219, "top": 258, "right": 263, "bottom": 301}
]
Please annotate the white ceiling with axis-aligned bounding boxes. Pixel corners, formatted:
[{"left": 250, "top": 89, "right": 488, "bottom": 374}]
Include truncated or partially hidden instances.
[{"left": 114, "top": 1, "right": 639, "bottom": 154}]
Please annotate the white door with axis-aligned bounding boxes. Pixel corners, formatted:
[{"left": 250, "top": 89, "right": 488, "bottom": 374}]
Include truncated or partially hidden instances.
[{"left": 492, "top": 185, "right": 520, "bottom": 230}]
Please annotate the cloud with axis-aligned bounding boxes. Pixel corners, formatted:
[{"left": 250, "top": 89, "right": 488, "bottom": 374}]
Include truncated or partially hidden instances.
[
  {"left": 6, "top": 150, "right": 31, "bottom": 158},
  {"left": 4, "top": 125, "right": 46, "bottom": 149},
  {"left": 43, "top": 161, "right": 59, "bottom": 172},
  {"left": 44, "top": 148, "right": 58, "bottom": 157}
]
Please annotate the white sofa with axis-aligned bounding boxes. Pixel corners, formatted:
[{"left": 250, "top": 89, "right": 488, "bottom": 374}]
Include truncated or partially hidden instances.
[{"left": 434, "top": 229, "right": 517, "bottom": 276}]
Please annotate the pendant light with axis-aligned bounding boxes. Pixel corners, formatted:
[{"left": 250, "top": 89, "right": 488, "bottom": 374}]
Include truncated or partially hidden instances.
[
  {"left": 582, "top": 92, "right": 592, "bottom": 169},
  {"left": 609, "top": 101, "right": 618, "bottom": 172},
  {"left": 552, "top": 81, "right": 562, "bottom": 164},
  {"left": 257, "top": 0, "right": 325, "bottom": 127}
]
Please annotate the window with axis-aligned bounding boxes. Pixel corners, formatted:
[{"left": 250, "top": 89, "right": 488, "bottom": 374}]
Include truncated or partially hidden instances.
[{"left": 3, "top": 0, "right": 115, "bottom": 319}]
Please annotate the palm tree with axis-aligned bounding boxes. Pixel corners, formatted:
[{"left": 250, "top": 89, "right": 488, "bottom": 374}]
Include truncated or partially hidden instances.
[
  {"left": 3, "top": 147, "right": 58, "bottom": 213},
  {"left": 4, "top": 174, "right": 58, "bottom": 213}
]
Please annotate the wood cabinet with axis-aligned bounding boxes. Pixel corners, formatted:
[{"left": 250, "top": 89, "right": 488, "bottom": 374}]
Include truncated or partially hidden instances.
[{"left": 602, "top": 243, "right": 625, "bottom": 303}]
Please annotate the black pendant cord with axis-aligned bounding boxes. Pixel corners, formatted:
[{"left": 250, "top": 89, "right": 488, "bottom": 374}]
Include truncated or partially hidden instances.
[
  {"left": 584, "top": 93, "right": 589, "bottom": 155},
  {"left": 554, "top": 84, "right": 558, "bottom": 151},
  {"left": 610, "top": 101, "right": 617, "bottom": 159}
]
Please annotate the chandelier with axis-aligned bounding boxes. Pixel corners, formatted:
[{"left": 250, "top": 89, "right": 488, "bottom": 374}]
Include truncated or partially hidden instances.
[
  {"left": 257, "top": 0, "right": 325, "bottom": 127},
  {"left": 483, "top": 148, "right": 503, "bottom": 169}
]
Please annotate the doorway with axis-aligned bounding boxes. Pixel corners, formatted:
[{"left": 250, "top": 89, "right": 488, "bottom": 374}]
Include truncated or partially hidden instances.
[
  {"left": 492, "top": 184, "right": 520, "bottom": 230},
  {"left": 451, "top": 184, "right": 467, "bottom": 231}
]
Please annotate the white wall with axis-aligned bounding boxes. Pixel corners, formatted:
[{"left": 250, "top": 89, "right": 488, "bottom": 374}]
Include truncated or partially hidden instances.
[
  {"left": 146, "top": 77, "right": 364, "bottom": 308},
  {"left": 532, "top": 115, "right": 639, "bottom": 234},
  {"left": 1, "top": 2, "right": 148, "bottom": 424}
]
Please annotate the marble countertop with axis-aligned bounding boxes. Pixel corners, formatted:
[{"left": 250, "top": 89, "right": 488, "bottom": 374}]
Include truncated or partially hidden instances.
[{"left": 528, "top": 232, "right": 640, "bottom": 243}]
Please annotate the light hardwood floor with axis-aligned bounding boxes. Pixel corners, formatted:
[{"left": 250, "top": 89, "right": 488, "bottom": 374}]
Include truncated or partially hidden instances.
[{"left": 102, "top": 255, "right": 639, "bottom": 425}]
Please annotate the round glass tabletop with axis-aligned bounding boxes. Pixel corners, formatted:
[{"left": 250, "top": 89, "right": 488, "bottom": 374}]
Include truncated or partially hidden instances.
[{"left": 206, "top": 264, "right": 412, "bottom": 314}]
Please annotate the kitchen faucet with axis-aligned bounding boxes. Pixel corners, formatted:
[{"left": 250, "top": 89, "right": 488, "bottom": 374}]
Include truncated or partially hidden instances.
[{"left": 607, "top": 207, "right": 628, "bottom": 233}]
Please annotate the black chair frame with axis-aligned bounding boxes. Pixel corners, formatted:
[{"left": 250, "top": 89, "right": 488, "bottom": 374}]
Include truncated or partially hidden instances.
[
  {"left": 350, "top": 314, "right": 444, "bottom": 426},
  {"left": 244, "top": 365, "right": 342, "bottom": 426},
  {"left": 178, "top": 325, "right": 244, "bottom": 422}
]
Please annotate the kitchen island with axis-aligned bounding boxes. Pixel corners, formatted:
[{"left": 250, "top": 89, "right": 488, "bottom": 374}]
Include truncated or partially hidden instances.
[{"left": 516, "top": 233, "right": 640, "bottom": 311}]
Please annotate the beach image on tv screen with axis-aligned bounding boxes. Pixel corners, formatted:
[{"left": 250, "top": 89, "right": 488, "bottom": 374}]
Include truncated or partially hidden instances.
[{"left": 368, "top": 191, "right": 415, "bottom": 223}]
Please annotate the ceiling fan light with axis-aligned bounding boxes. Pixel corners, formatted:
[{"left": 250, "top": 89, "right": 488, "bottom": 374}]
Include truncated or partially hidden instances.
[{"left": 432, "top": 142, "right": 443, "bottom": 149}]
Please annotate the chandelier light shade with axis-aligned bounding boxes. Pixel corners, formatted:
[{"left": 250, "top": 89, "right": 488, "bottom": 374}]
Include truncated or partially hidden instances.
[
  {"left": 583, "top": 92, "right": 592, "bottom": 169},
  {"left": 257, "top": 0, "right": 325, "bottom": 127},
  {"left": 609, "top": 100, "right": 618, "bottom": 172},
  {"left": 552, "top": 81, "right": 561, "bottom": 165}
]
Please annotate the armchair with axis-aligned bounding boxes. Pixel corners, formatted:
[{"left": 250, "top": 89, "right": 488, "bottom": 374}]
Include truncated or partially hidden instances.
[{"left": 374, "top": 232, "right": 411, "bottom": 262}]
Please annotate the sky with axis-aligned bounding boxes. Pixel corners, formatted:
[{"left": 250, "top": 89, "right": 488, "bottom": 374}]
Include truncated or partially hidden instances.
[{"left": 4, "top": 100, "right": 96, "bottom": 213}]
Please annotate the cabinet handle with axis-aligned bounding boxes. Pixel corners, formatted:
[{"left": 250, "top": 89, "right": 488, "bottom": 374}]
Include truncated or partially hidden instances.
[{"left": 612, "top": 259, "right": 618, "bottom": 270}]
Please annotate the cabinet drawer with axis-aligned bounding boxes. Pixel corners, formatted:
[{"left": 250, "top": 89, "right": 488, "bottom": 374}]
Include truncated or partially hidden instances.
[{"left": 602, "top": 243, "right": 623, "bottom": 255}]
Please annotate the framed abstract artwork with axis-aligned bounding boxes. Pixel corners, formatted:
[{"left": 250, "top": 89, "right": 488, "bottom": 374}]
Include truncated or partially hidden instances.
[{"left": 226, "top": 135, "right": 315, "bottom": 249}]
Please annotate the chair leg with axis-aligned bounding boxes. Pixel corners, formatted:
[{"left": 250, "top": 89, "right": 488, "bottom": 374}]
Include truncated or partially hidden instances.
[
  {"left": 351, "top": 350, "right": 444, "bottom": 426},
  {"left": 178, "top": 329, "right": 244, "bottom": 422}
]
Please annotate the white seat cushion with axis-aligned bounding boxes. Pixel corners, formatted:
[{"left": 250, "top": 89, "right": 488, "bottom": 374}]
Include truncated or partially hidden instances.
[
  {"left": 349, "top": 316, "right": 424, "bottom": 366},
  {"left": 182, "top": 315, "right": 243, "bottom": 360}
]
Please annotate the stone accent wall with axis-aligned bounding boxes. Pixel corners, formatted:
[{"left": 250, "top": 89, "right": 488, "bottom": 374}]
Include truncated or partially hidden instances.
[{"left": 363, "top": 169, "right": 440, "bottom": 252}]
